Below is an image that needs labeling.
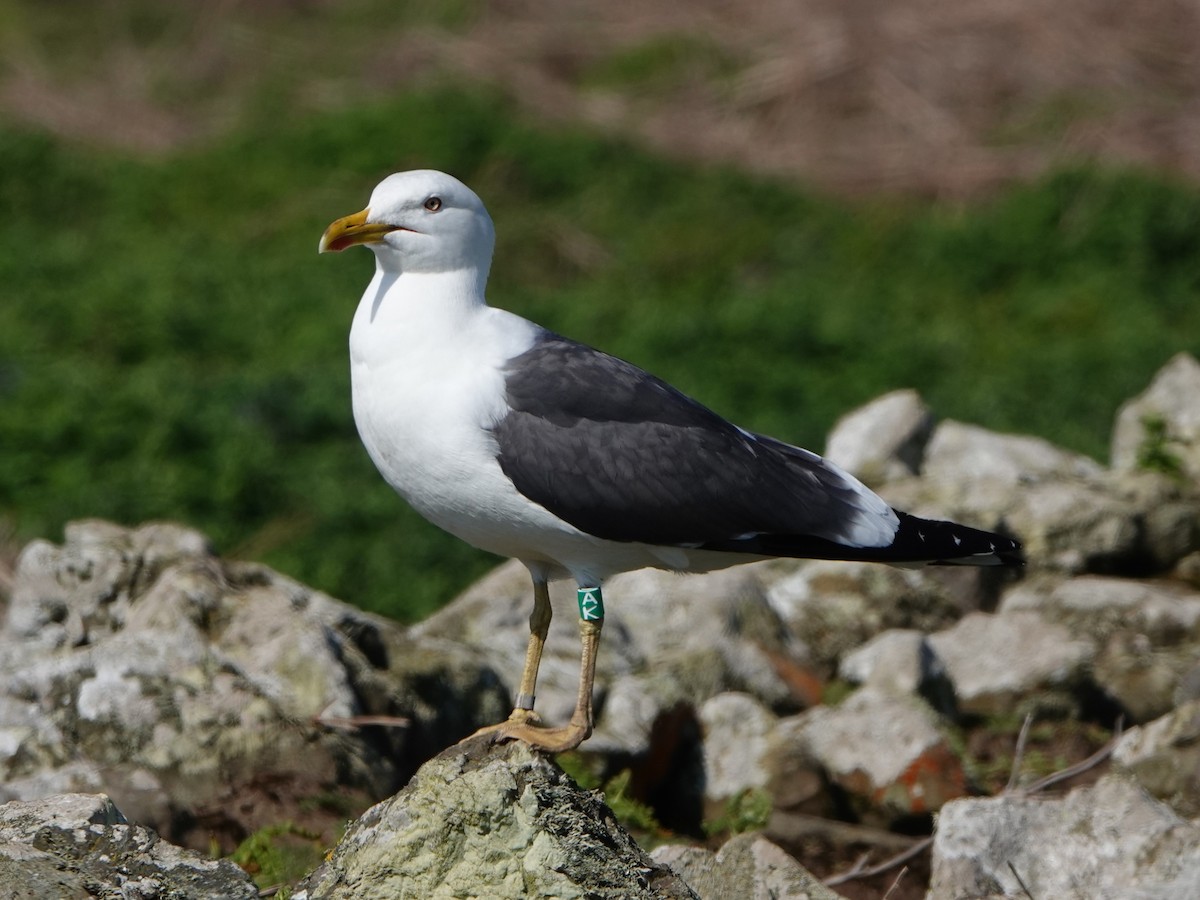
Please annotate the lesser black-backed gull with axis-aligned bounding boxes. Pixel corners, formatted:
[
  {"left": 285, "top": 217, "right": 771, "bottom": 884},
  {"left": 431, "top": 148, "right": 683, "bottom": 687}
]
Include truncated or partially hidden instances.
[{"left": 319, "top": 169, "right": 1022, "bottom": 752}]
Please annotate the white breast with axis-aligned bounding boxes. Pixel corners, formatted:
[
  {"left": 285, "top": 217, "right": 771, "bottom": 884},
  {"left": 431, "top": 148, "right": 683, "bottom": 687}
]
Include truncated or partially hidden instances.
[{"left": 348, "top": 270, "right": 586, "bottom": 564}]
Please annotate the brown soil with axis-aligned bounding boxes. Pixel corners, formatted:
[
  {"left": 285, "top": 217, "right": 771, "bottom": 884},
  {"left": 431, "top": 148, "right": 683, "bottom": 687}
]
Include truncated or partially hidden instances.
[{"left": 3, "top": 0, "right": 1198, "bottom": 197}]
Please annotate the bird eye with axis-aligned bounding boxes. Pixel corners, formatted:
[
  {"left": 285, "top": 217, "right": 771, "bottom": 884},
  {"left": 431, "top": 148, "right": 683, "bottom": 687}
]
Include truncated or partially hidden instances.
[{"left": 424, "top": 196, "right": 443, "bottom": 212}]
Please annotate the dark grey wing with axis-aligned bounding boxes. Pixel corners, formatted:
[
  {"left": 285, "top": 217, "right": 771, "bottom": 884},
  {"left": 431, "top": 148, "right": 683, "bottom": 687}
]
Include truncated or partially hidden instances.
[{"left": 491, "top": 332, "right": 891, "bottom": 548}]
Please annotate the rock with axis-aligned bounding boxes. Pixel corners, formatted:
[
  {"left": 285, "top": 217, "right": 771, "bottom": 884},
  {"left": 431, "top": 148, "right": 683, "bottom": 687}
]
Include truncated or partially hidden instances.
[
  {"left": 922, "top": 420, "right": 1104, "bottom": 487},
  {"left": 1000, "top": 574, "right": 1200, "bottom": 644},
  {"left": 1093, "top": 631, "right": 1197, "bottom": 723},
  {"left": 698, "top": 693, "right": 777, "bottom": 804},
  {"left": 1002, "top": 477, "right": 1142, "bottom": 572},
  {"left": 0, "top": 792, "right": 257, "bottom": 899},
  {"left": 1112, "top": 352, "right": 1200, "bottom": 482},
  {"left": 415, "top": 561, "right": 807, "bottom": 756},
  {"left": 823, "top": 389, "right": 935, "bottom": 486},
  {"left": 1112, "top": 700, "right": 1200, "bottom": 818},
  {"left": 652, "top": 833, "right": 840, "bottom": 900},
  {"left": 1004, "top": 470, "right": 1200, "bottom": 574},
  {"left": 296, "top": 737, "right": 698, "bottom": 900},
  {"left": 928, "top": 775, "right": 1200, "bottom": 900},
  {"left": 1, "top": 520, "right": 509, "bottom": 850},
  {"left": 927, "top": 611, "right": 1096, "bottom": 716},
  {"left": 881, "top": 418, "right": 1200, "bottom": 574},
  {"left": 766, "top": 561, "right": 962, "bottom": 672},
  {"left": 1178, "top": 660, "right": 1200, "bottom": 705},
  {"left": 1001, "top": 575, "right": 1200, "bottom": 720},
  {"left": 837, "top": 628, "right": 954, "bottom": 714},
  {"left": 782, "top": 687, "right": 965, "bottom": 819}
]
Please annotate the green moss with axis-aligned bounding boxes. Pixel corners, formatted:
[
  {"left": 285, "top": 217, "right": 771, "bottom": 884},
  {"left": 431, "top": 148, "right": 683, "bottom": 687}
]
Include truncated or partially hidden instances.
[
  {"left": 557, "top": 757, "right": 662, "bottom": 834},
  {"left": 230, "top": 821, "right": 329, "bottom": 895},
  {"left": 601, "top": 769, "right": 663, "bottom": 833},
  {"left": 703, "top": 788, "right": 772, "bottom": 838},
  {"left": 1137, "top": 414, "right": 1185, "bottom": 477}
]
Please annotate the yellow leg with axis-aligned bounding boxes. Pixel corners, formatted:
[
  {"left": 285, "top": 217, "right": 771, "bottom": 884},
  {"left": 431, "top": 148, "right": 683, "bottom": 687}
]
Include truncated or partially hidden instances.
[
  {"left": 507, "top": 579, "right": 552, "bottom": 726},
  {"left": 472, "top": 610, "right": 604, "bottom": 754}
]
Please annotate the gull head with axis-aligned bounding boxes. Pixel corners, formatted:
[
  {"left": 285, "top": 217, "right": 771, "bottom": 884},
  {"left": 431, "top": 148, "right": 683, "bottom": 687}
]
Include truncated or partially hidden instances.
[{"left": 319, "top": 170, "right": 495, "bottom": 275}]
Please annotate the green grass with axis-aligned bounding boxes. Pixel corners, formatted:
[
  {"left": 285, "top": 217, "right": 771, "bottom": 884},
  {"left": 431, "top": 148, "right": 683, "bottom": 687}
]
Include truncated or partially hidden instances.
[{"left": 2, "top": 87, "right": 1199, "bottom": 620}]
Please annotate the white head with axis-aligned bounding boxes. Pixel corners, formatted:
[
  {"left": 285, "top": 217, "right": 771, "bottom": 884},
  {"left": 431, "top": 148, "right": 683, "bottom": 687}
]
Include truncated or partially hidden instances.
[{"left": 319, "top": 170, "right": 495, "bottom": 278}]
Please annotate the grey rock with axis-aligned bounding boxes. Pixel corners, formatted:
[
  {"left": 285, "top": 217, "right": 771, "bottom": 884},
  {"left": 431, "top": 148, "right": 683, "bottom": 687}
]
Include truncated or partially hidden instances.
[
  {"left": 652, "top": 833, "right": 839, "bottom": 900},
  {"left": 1093, "top": 631, "right": 1198, "bottom": 723},
  {"left": 927, "top": 611, "right": 1096, "bottom": 716},
  {"left": 1112, "top": 699, "right": 1200, "bottom": 818},
  {"left": 1004, "top": 470, "right": 1200, "bottom": 574},
  {"left": 922, "top": 419, "right": 1104, "bottom": 487},
  {"left": 1112, "top": 352, "right": 1200, "bottom": 482},
  {"left": 699, "top": 693, "right": 778, "bottom": 803},
  {"left": 882, "top": 417, "right": 1200, "bottom": 574},
  {"left": 1001, "top": 575, "right": 1200, "bottom": 720},
  {"left": 1002, "top": 477, "right": 1143, "bottom": 572},
  {"left": 1000, "top": 574, "right": 1200, "bottom": 644},
  {"left": 297, "top": 738, "right": 698, "bottom": 900},
  {"left": 823, "top": 388, "right": 935, "bottom": 486},
  {"left": 783, "top": 687, "right": 964, "bottom": 818},
  {"left": 1178, "top": 660, "right": 1200, "bottom": 705},
  {"left": 1, "top": 520, "right": 509, "bottom": 849},
  {"left": 0, "top": 792, "right": 257, "bottom": 899},
  {"left": 928, "top": 774, "right": 1200, "bottom": 900},
  {"left": 838, "top": 628, "right": 954, "bottom": 713},
  {"left": 766, "top": 561, "right": 961, "bottom": 672}
]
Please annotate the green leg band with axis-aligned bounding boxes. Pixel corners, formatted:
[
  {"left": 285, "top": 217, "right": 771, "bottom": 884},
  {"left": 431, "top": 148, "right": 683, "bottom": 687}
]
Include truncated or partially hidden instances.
[{"left": 577, "top": 586, "right": 604, "bottom": 622}]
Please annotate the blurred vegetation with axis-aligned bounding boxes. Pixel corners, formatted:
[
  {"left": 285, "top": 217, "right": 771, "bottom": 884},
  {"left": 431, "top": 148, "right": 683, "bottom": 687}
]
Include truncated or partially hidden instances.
[
  {"left": 230, "top": 820, "right": 329, "bottom": 897},
  {"left": 2, "top": 87, "right": 1200, "bottom": 620}
]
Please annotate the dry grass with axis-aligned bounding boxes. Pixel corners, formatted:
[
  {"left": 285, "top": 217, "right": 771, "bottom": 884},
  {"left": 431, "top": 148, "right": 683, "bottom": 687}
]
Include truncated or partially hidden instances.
[{"left": 1, "top": 0, "right": 1197, "bottom": 196}]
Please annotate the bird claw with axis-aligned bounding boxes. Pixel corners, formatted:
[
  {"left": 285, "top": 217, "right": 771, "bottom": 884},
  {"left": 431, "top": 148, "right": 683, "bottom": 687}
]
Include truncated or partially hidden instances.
[{"left": 468, "top": 714, "right": 591, "bottom": 754}]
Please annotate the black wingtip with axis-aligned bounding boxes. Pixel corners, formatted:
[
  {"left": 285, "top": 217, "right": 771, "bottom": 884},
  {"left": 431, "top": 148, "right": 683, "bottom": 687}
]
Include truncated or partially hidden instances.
[
  {"left": 694, "top": 509, "right": 1024, "bottom": 567},
  {"left": 891, "top": 511, "right": 1024, "bottom": 567}
]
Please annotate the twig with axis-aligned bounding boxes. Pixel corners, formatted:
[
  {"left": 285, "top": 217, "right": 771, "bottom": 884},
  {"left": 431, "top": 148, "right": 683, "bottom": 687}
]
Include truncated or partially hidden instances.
[
  {"left": 312, "top": 714, "right": 411, "bottom": 732},
  {"left": 881, "top": 865, "right": 909, "bottom": 900},
  {"left": 823, "top": 837, "right": 933, "bottom": 887},
  {"left": 1007, "top": 860, "right": 1036, "bottom": 899},
  {"left": 1018, "top": 716, "right": 1123, "bottom": 795},
  {"left": 1005, "top": 713, "right": 1035, "bottom": 793}
]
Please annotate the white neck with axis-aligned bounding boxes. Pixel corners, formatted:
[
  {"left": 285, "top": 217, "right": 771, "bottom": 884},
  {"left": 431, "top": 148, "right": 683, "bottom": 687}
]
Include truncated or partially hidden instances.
[{"left": 350, "top": 262, "right": 491, "bottom": 362}]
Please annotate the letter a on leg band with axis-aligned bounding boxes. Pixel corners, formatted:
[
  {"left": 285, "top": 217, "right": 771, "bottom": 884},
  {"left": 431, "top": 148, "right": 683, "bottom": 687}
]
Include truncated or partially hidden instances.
[{"left": 577, "top": 586, "right": 604, "bottom": 622}]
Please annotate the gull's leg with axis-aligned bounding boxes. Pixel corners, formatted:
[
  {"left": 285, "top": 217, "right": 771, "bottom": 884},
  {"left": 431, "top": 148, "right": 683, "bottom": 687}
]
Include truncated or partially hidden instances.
[
  {"left": 506, "top": 578, "right": 552, "bottom": 726},
  {"left": 471, "top": 585, "right": 605, "bottom": 754}
]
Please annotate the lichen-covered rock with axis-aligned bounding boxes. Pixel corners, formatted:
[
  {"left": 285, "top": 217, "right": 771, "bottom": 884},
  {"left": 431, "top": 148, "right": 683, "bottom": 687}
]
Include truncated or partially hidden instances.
[
  {"left": 296, "top": 738, "right": 698, "bottom": 900},
  {"left": 928, "top": 775, "right": 1200, "bottom": 900},
  {"left": 652, "top": 833, "right": 840, "bottom": 900},
  {"left": 823, "top": 388, "right": 935, "bottom": 486},
  {"left": 0, "top": 792, "right": 257, "bottom": 899},
  {"left": 1112, "top": 352, "right": 1200, "bottom": 482},
  {"left": 927, "top": 611, "right": 1096, "bottom": 716},
  {"left": 0, "top": 520, "right": 509, "bottom": 850},
  {"left": 1112, "top": 699, "right": 1200, "bottom": 818}
]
